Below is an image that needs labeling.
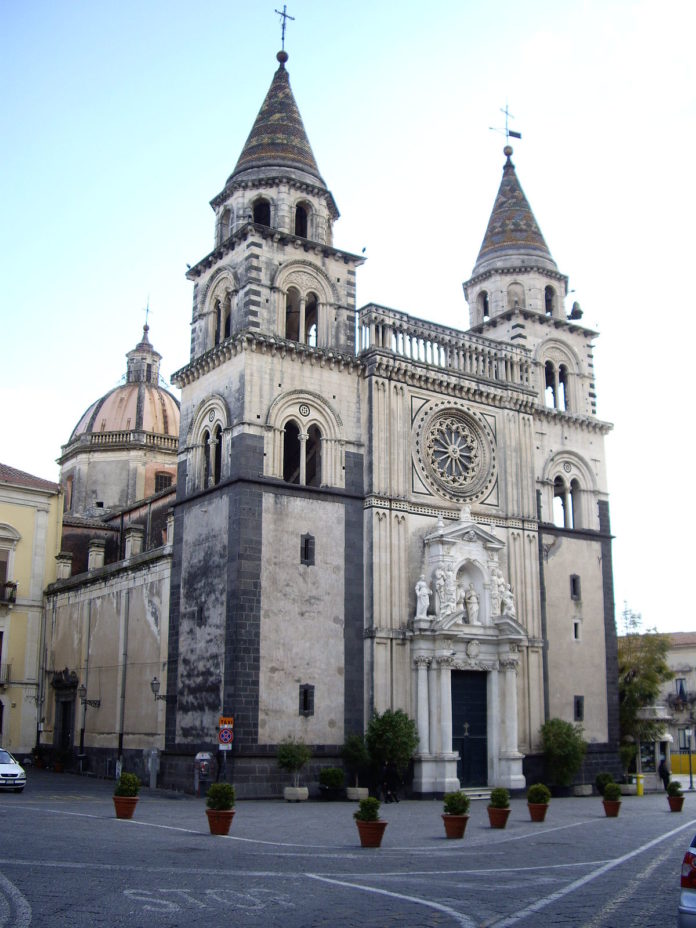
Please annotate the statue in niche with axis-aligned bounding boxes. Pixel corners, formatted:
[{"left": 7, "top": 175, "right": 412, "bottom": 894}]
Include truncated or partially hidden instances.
[
  {"left": 465, "top": 583, "right": 480, "bottom": 624},
  {"left": 444, "top": 567, "right": 457, "bottom": 612},
  {"left": 491, "top": 566, "right": 505, "bottom": 616},
  {"left": 434, "top": 567, "right": 446, "bottom": 614},
  {"left": 415, "top": 576, "right": 431, "bottom": 618},
  {"left": 501, "top": 583, "right": 517, "bottom": 618}
]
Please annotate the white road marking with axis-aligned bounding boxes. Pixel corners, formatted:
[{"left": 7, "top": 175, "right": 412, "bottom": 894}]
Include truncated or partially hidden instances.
[
  {"left": 0, "top": 872, "right": 31, "bottom": 928},
  {"left": 306, "top": 872, "right": 476, "bottom": 927}
]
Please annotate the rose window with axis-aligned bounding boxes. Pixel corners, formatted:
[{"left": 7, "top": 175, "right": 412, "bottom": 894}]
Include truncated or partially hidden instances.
[{"left": 425, "top": 417, "right": 480, "bottom": 489}]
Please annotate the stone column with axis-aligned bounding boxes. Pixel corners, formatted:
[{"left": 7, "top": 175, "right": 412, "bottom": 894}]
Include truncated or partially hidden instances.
[
  {"left": 501, "top": 658, "right": 520, "bottom": 754},
  {"left": 299, "top": 432, "right": 307, "bottom": 485},
  {"left": 299, "top": 297, "right": 306, "bottom": 344},
  {"left": 428, "top": 658, "right": 439, "bottom": 754},
  {"left": 414, "top": 656, "right": 431, "bottom": 754},
  {"left": 438, "top": 655, "right": 454, "bottom": 754}
]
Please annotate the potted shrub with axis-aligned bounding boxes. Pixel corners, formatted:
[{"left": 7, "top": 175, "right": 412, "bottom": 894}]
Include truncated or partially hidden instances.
[
  {"left": 595, "top": 772, "right": 614, "bottom": 797},
  {"left": 667, "top": 779, "right": 685, "bottom": 812},
  {"left": 205, "top": 782, "right": 236, "bottom": 834},
  {"left": 527, "top": 782, "right": 551, "bottom": 822},
  {"left": 442, "top": 791, "right": 470, "bottom": 839},
  {"left": 113, "top": 771, "right": 140, "bottom": 819},
  {"left": 487, "top": 787, "right": 511, "bottom": 829},
  {"left": 277, "top": 738, "right": 312, "bottom": 801},
  {"left": 354, "top": 796, "right": 387, "bottom": 847},
  {"left": 341, "top": 733, "right": 370, "bottom": 801},
  {"left": 540, "top": 718, "right": 587, "bottom": 794},
  {"left": 318, "top": 766, "right": 345, "bottom": 800},
  {"left": 602, "top": 781, "right": 622, "bottom": 817}
]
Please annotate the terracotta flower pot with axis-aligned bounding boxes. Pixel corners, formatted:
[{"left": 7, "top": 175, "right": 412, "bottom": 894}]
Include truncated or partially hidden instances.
[
  {"left": 355, "top": 819, "right": 387, "bottom": 848},
  {"left": 528, "top": 802, "right": 548, "bottom": 822},
  {"left": 442, "top": 813, "right": 469, "bottom": 839},
  {"left": 206, "top": 808, "right": 235, "bottom": 835},
  {"left": 602, "top": 799, "right": 621, "bottom": 817},
  {"left": 669, "top": 795, "right": 685, "bottom": 813},
  {"left": 113, "top": 796, "right": 138, "bottom": 820},
  {"left": 487, "top": 806, "right": 511, "bottom": 829}
]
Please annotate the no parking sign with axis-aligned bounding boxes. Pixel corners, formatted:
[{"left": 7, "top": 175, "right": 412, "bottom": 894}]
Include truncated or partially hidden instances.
[{"left": 218, "top": 716, "right": 234, "bottom": 751}]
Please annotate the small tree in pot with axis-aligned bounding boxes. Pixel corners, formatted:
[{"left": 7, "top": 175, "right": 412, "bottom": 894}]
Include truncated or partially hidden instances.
[
  {"left": 113, "top": 772, "right": 140, "bottom": 820},
  {"left": 277, "top": 738, "right": 312, "bottom": 801},
  {"left": 353, "top": 796, "right": 387, "bottom": 847},
  {"left": 487, "top": 787, "right": 511, "bottom": 828},
  {"left": 442, "top": 790, "right": 471, "bottom": 839},
  {"left": 526, "top": 782, "right": 551, "bottom": 822},
  {"left": 667, "top": 779, "right": 685, "bottom": 812},
  {"left": 602, "top": 781, "right": 622, "bottom": 816},
  {"left": 205, "top": 782, "right": 236, "bottom": 835}
]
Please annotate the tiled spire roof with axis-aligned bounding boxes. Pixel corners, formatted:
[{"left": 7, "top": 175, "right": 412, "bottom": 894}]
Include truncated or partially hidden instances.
[
  {"left": 472, "top": 146, "right": 557, "bottom": 277},
  {"left": 227, "top": 51, "right": 325, "bottom": 187}
]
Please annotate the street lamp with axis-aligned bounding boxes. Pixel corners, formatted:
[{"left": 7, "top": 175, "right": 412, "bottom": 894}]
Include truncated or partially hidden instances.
[
  {"left": 77, "top": 683, "right": 101, "bottom": 708},
  {"left": 687, "top": 729, "right": 694, "bottom": 791},
  {"left": 150, "top": 676, "right": 176, "bottom": 703}
]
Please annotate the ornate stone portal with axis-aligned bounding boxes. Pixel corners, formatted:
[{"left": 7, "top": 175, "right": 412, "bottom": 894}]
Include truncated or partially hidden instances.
[{"left": 412, "top": 508, "right": 527, "bottom": 794}]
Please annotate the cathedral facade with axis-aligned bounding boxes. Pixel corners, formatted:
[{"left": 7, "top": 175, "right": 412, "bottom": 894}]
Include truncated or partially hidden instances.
[{"left": 158, "top": 50, "right": 619, "bottom": 794}]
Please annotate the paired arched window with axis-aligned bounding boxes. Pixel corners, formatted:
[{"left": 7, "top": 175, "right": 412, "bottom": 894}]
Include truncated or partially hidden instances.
[
  {"left": 282, "top": 419, "right": 322, "bottom": 487},
  {"left": 553, "top": 476, "right": 581, "bottom": 529},
  {"left": 285, "top": 287, "right": 319, "bottom": 345},
  {"left": 544, "top": 361, "right": 570, "bottom": 411},
  {"left": 211, "top": 290, "right": 234, "bottom": 347},
  {"left": 200, "top": 424, "right": 223, "bottom": 489}
]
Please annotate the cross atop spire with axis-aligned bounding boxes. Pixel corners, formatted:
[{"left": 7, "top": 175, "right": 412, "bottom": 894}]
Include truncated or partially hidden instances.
[
  {"left": 489, "top": 103, "right": 522, "bottom": 141},
  {"left": 275, "top": 4, "right": 295, "bottom": 51}
]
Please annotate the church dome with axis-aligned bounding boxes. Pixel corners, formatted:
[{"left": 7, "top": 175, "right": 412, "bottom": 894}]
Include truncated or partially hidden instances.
[
  {"left": 59, "top": 326, "right": 180, "bottom": 516},
  {"left": 68, "top": 326, "right": 179, "bottom": 441}
]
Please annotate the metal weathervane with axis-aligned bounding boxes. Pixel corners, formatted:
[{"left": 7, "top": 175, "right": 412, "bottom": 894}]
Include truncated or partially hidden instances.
[
  {"left": 490, "top": 104, "right": 522, "bottom": 141},
  {"left": 275, "top": 4, "right": 295, "bottom": 50}
]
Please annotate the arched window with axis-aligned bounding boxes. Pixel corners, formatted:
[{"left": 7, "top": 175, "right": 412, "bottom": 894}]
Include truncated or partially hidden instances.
[
  {"left": 570, "top": 478, "right": 581, "bottom": 529},
  {"left": 295, "top": 203, "right": 309, "bottom": 237},
  {"left": 202, "top": 429, "right": 211, "bottom": 487},
  {"left": 478, "top": 290, "right": 489, "bottom": 320},
  {"left": 558, "top": 364, "right": 569, "bottom": 411},
  {"left": 214, "top": 300, "right": 221, "bottom": 347},
  {"left": 285, "top": 287, "right": 300, "bottom": 341},
  {"left": 305, "top": 292, "right": 318, "bottom": 346},
  {"left": 553, "top": 476, "right": 567, "bottom": 527},
  {"left": 545, "top": 285, "right": 556, "bottom": 316},
  {"left": 507, "top": 283, "right": 525, "bottom": 310},
  {"left": 283, "top": 420, "right": 301, "bottom": 484},
  {"left": 213, "top": 425, "right": 222, "bottom": 486},
  {"left": 218, "top": 207, "right": 232, "bottom": 244},
  {"left": 306, "top": 425, "right": 322, "bottom": 486},
  {"left": 223, "top": 307, "right": 232, "bottom": 340},
  {"left": 545, "top": 361, "right": 557, "bottom": 408},
  {"left": 253, "top": 198, "right": 271, "bottom": 226}
]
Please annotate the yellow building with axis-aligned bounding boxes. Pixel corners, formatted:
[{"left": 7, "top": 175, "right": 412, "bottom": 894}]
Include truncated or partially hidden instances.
[{"left": 0, "top": 463, "right": 62, "bottom": 756}]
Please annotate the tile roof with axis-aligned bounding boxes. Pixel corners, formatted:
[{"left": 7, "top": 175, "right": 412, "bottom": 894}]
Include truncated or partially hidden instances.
[
  {"left": 472, "top": 146, "right": 556, "bottom": 277},
  {"left": 227, "top": 51, "right": 325, "bottom": 187},
  {"left": 0, "top": 462, "right": 60, "bottom": 493}
]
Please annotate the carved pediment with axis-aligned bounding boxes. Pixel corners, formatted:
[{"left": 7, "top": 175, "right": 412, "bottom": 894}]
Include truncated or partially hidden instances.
[
  {"left": 424, "top": 516, "right": 503, "bottom": 552},
  {"left": 494, "top": 615, "right": 528, "bottom": 640}
]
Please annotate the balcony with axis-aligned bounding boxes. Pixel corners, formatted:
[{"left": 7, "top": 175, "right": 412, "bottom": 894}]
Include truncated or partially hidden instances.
[{"left": 0, "top": 581, "right": 17, "bottom": 605}]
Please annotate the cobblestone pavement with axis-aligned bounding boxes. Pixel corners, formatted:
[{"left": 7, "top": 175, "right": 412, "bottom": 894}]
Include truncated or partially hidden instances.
[{"left": 0, "top": 769, "right": 692, "bottom": 927}]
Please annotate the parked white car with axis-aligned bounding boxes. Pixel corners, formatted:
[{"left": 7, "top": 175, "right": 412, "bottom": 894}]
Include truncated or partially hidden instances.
[{"left": 0, "top": 750, "right": 26, "bottom": 792}]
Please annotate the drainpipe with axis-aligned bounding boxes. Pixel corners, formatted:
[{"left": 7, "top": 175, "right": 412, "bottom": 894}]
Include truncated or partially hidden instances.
[{"left": 117, "top": 591, "right": 130, "bottom": 761}]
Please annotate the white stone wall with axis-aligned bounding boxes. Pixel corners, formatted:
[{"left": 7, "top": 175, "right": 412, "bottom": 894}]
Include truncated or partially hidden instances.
[{"left": 258, "top": 493, "right": 345, "bottom": 744}]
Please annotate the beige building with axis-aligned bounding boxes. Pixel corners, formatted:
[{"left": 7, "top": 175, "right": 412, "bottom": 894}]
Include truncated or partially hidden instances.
[
  {"left": 0, "top": 464, "right": 62, "bottom": 755},
  {"left": 661, "top": 633, "right": 696, "bottom": 775}
]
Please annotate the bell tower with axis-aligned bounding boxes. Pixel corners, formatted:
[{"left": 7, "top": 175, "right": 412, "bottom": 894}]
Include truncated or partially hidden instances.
[{"left": 184, "top": 51, "right": 363, "bottom": 363}]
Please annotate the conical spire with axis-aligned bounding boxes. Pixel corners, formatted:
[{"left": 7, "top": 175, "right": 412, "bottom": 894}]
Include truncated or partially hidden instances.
[
  {"left": 472, "top": 146, "right": 557, "bottom": 277},
  {"left": 227, "top": 51, "right": 325, "bottom": 187}
]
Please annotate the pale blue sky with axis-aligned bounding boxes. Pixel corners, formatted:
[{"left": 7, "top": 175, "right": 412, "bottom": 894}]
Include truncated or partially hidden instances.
[{"left": 2, "top": 0, "right": 694, "bottom": 631}]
